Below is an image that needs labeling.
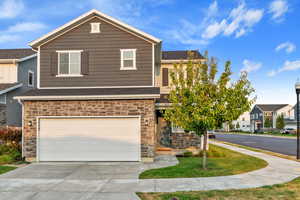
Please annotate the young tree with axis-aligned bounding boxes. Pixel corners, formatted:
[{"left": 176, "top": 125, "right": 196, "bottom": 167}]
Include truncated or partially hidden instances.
[
  {"left": 276, "top": 114, "right": 285, "bottom": 130},
  {"left": 164, "top": 52, "right": 255, "bottom": 169},
  {"left": 264, "top": 118, "right": 272, "bottom": 128},
  {"left": 236, "top": 122, "right": 240, "bottom": 130},
  {"left": 229, "top": 123, "right": 235, "bottom": 130}
]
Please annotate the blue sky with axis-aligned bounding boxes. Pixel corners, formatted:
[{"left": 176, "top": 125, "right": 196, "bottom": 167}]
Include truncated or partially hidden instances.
[{"left": 0, "top": 0, "right": 299, "bottom": 104}]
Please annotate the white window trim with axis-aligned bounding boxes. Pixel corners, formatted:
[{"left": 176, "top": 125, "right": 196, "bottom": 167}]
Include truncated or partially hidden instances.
[
  {"left": 90, "top": 22, "right": 101, "bottom": 33},
  {"left": 0, "top": 94, "right": 6, "bottom": 104},
  {"left": 120, "top": 49, "right": 137, "bottom": 70},
  {"left": 57, "top": 50, "right": 82, "bottom": 77},
  {"left": 28, "top": 70, "right": 34, "bottom": 87},
  {"left": 171, "top": 123, "right": 185, "bottom": 133}
]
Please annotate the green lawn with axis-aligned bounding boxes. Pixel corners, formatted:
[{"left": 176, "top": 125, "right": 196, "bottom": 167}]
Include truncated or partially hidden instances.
[
  {"left": 139, "top": 144, "right": 268, "bottom": 179},
  {"left": 0, "top": 165, "right": 16, "bottom": 175},
  {"left": 138, "top": 177, "right": 300, "bottom": 200}
]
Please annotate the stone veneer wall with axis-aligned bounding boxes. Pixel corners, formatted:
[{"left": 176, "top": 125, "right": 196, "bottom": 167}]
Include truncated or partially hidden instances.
[
  {"left": 23, "top": 99, "right": 156, "bottom": 161},
  {"left": 0, "top": 105, "right": 6, "bottom": 126},
  {"left": 157, "top": 117, "right": 201, "bottom": 149},
  {"left": 170, "top": 132, "right": 201, "bottom": 149}
]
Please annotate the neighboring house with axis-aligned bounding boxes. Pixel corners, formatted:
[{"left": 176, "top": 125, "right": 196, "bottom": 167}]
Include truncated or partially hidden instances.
[
  {"left": 155, "top": 50, "right": 205, "bottom": 149},
  {"left": 250, "top": 104, "right": 293, "bottom": 132},
  {"left": 15, "top": 9, "right": 162, "bottom": 162},
  {"left": 232, "top": 112, "right": 251, "bottom": 132},
  {"left": 0, "top": 49, "right": 37, "bottom": 127}
]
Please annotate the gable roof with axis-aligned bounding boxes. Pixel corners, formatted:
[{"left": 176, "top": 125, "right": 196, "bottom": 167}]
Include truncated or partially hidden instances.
[
  {"left": 256, "top": 104, "right": 289, "bottom": 112},
  {"left": 162, "top": 50, "right": 204, "bottom": 60},
  {"left": 29, "top": 9, "right": 161, "bottom": 48},
  {"left": 0, "top": 49, "right": 35, "bottom": 59}
]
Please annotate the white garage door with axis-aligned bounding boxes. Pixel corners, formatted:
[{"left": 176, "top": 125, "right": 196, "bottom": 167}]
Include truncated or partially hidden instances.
[{"left": 38, "top": 117, "right": 140, "bottom": 162}]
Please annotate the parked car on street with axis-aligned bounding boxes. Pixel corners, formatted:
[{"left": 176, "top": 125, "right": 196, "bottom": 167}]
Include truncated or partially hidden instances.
[{"left": 280, "top": 128, "right": 296, "bottom": 134}]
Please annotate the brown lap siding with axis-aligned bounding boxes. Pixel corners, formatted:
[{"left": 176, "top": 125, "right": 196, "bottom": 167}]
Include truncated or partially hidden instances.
[{"left": 23, "top": 99, "right": 156, "bottom": 160}]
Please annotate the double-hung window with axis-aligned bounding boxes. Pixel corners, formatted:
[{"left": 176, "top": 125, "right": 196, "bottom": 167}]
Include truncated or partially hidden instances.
[
  {"left": 120, "top": 49, "right": 136, "bottom": 70},
  {"left": 57, "top": 51, "right": 82, "bottom": 76}
]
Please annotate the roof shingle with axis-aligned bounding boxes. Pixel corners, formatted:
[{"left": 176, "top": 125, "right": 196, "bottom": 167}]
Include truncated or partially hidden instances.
[
  {"left": 17, "top": 87, "right": 160, "bottom": 97},
  {"left": 256, "top": 104, "right": 289, "bottom": 111},
  {"left": 0, "top": 49, "right": 35, "bottom": 59},
  {"left": 162, "top": 50, "right": 204, "bottom": 60}
]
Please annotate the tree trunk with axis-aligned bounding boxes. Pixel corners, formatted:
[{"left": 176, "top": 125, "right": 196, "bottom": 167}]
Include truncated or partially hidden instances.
[{"left": 202, "top": 130, "right": 208, "bottom": 170}]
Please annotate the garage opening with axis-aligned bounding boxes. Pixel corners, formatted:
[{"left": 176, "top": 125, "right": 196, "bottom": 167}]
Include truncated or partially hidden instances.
[{"left": 38, "top": 117, "right": 141, "bottom": 162}]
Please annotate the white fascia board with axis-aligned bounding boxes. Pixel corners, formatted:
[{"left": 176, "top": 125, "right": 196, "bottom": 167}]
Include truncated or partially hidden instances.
[
  {"left": 29, "top": 9, "right": 161, "bottom": 47},
  {"left": 0, "top": 83, "right": 23, "bottom": 95},
  {"left": 14, "top": 94, "right": 160, "bottom": 101},
  {"left": 17, "top": 54, "right": 37, "bottom": 63}
]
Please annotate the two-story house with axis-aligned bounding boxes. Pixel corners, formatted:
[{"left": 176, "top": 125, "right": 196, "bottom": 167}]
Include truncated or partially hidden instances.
[
  {"left": 15, "top": 9, "right": 162, "bottom": 162},
  {"left": 0, "top": 49, "right": 36, "bottom": 126},
  {"left": 250, "top": 104, "right": 293, "bottom": 132}
]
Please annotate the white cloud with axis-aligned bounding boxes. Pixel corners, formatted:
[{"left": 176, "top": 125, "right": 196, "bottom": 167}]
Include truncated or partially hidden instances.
[
  {"left": 269, "top": 0, "right": 289, "bottom": 22},
  {"left": 167, "top": 19, "right": 208, "bottom": 46},
  {"left": 202, "top": 20, "right": 227, "bottom": 39},
  {"left": 6, "top": 22, "right": 47, "bottom": 33},
  {"left": 0, "top": 0, "right": 24, "bottom": 19},
  {"left": 0, "top": 34, "right": 20, "bottom": 43},
  {"left": 241, "top": 59, "right": 262, "bottom": 73},
  {"left": 207, "top": 1, "right": 218, "bottom": 18},
  {"left": 267, "top": 70, "right": 277, "bottom": 77},
  {"left": 268, "top": 60, "right": 300, "bottom": 76},
  {"left": 202, "top": 2, "right": 264, "bottom": 40},
  {"left": 275, "top": 42, "right": 296, "bottom": 53}
]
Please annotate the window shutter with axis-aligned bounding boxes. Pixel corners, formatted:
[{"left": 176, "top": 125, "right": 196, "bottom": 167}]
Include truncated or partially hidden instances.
[
  {"left": 162, "top": 68, "right": 169, "bottom": 86},
  {"left": 81, "top": 51, "right": 89, "bottom": 75},
  {"left": 50, "top": 52, "right": 58, "bottom": 76}
]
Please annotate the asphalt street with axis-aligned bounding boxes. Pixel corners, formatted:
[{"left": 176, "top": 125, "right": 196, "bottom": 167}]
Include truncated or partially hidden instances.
[{"left": 215, "top": 133, "right": 297, "bottom": 156}]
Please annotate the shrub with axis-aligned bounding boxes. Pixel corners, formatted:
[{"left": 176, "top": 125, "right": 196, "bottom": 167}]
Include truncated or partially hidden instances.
[
  {"left": 198, "top": 145, "right": 227, "bottom": 158},
  {"left": 0, "top": 127, "right": 22, "bottom": 145},
  {"left": 0, "top": 145, "right": 22, "bottom": 164},
  {"left": 183, "top": 151, "right": 193, "bottom": 157}
]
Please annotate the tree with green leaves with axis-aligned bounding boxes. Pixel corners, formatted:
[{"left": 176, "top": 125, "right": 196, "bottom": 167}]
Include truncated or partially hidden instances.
[
  {"left": 229, "top": 123, "right": 235, "bottom": 130},
  {"left": 276, "top": 114, "right": 285, "bottom": 130},
  {"left": 236, "top": 122, "right": 240, "bottom": 130},
  {"left": 164, "top": 52, "right": 255, "bottom": 169},
  {"left": 264, "top": 118, "right": 272, "bottom": 128}
]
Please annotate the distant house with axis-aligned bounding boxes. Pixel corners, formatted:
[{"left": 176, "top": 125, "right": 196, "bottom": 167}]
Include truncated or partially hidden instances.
[
  {"left": 0, "top": 49, "right": 37, "bottom": 127},
  {"left": 232, "top": 112, "right": 251, "bottom": 132},
  {"left": 250, "top": 104, "right": 294, "bottom": 132}
]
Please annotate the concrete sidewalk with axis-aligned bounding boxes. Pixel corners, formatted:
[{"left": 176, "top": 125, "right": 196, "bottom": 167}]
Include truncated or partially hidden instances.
[{"left": 1, "top": 142, "right": 300, "bottom": 200}]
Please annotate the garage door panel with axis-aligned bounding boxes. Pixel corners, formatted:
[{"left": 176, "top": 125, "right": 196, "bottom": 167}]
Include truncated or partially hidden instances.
[{"left": 39, "top": 117, "right": 140, "bottom": 161}]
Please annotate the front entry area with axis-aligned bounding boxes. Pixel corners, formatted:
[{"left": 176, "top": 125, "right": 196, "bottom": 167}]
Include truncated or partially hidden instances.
[{"left": 38, "top": 117, "right": 141, "bottom": 162}]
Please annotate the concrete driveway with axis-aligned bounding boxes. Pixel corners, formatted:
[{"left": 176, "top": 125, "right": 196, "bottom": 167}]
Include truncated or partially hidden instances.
[{"left": 0, "top": 156, "right": 178, "bottom": 200}]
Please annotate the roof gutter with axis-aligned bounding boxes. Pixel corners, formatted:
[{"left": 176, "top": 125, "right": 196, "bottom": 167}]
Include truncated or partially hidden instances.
[{"left": 14, "top": 94, "right": 161, "bottom": 101}]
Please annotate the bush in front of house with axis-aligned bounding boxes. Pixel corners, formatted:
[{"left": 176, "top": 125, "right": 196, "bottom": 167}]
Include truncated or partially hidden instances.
[{"left": 0, "top": 127, "right": 22, "bottom": 164}]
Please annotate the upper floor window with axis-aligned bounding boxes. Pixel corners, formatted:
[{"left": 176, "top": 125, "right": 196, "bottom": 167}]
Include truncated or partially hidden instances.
[
  {"left": 57, "top": 51, "right": 82, "bottom": 76},
  {"left": 28, "top": 70, "right": 34, "bottom": 87},
  {"left": 120, "top": 49, "right": 136, "bottom": 70},
  {"left": 0, "top": 94, "right": 6, "bottom": 104}
]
